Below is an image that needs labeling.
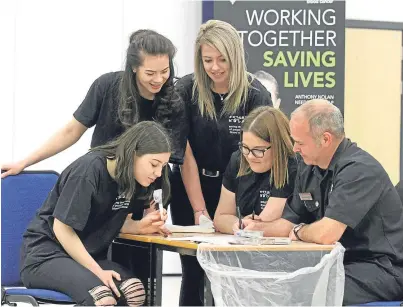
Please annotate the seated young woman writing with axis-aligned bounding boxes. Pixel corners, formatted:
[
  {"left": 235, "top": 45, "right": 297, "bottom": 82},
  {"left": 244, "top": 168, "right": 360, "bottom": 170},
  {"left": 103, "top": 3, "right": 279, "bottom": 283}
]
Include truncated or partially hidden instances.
[
  {"left": 214, "top": 106, "right": 298, "bottom": 234},
  {"left": 20, "top": 121, "right": 171, "bottom": 306}
]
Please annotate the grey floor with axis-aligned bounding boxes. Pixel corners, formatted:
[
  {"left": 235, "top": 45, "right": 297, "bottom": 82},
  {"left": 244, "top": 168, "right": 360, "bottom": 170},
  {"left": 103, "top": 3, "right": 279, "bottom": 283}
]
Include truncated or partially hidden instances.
[{"left": 161, "top": 275, "right": 182, "bottom": 306}]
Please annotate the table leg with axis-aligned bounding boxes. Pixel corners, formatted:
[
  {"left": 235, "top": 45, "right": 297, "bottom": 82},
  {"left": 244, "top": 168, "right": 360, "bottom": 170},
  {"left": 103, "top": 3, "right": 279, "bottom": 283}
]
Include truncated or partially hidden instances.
[{"left": 151, "top": 246, "right": 163, "bottom": 306}]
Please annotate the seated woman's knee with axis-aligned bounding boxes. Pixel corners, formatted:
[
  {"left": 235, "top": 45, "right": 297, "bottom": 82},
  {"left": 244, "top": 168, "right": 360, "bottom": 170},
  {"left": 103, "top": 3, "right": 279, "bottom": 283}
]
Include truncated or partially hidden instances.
[
  {"left": 88, "top": 285, "right": 117, "bottom": 306},
  {"left": 119, "top": 278, "right": 145, "bottom": 306}
]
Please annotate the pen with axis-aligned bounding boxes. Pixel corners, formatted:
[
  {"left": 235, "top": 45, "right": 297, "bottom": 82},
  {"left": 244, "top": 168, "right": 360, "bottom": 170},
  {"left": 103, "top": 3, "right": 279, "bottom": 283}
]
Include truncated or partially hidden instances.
[
  {"left": 158, "top": 202, "right": 164, "bottom": 220},
  {"left": 236, "top": 206, "right": 243, "bottom": 230}
]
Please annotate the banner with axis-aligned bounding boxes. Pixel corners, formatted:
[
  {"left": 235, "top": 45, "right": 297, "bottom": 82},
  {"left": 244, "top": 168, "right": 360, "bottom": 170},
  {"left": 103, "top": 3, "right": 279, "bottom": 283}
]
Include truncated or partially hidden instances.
[{"left": 208, "top": 0, "right": 345, "bottom": 116}]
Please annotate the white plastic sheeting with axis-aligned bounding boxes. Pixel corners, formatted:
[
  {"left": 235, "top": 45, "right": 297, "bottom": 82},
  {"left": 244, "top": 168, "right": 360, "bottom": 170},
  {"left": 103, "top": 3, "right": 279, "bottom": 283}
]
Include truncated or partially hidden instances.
[{"left": 197, "top": 242, "right": 345, "bottom": 306}]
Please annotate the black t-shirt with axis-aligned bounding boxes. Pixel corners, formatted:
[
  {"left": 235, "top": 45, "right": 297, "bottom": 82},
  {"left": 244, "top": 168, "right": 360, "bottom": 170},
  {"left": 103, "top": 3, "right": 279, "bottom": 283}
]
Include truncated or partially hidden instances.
[
  {"left": 175, "top": 73, "right": 273, "bottom": 173},
  {"left": 223, "top": 151, "right": 298, "bottom": 216},
  {"left": 73, "top": 71, "right": 187, "bottom": 164},
  {"left": 396, "top": 180, "right": 403, "bottom": 202},
  {"left": 282, "top": 138, "right": 403, "bottom": 263},
  {"left": 20, "top": 151, "right": 147, "bottom": 270}
]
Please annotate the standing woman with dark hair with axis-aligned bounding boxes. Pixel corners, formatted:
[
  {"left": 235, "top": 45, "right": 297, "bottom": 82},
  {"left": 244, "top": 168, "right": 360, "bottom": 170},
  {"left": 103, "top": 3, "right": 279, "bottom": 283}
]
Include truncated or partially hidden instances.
[
  {"left": 2, "top": 29, "right": 187, "bottom": 177},
  {"left": 170, "top": 20, "right": 273, "bottom": 306},
  {"left": 20, "top": 121, "right": 172, "bottom": 306}
]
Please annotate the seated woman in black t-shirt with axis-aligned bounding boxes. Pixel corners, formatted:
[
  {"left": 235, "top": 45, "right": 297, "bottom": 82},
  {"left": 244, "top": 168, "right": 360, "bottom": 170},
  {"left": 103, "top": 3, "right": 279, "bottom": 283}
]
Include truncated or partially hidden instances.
[
  {"left": 20, "top": 121, "right": 172, "bottom": 306},
  {"left": 214, "top": 106, "right": 297, "bottom": 234}
]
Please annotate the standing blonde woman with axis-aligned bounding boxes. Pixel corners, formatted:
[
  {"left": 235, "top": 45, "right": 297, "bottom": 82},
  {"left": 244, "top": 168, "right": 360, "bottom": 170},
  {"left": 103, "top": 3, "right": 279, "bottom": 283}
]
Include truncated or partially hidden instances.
[{"left": 170, "top": 20, "right": 273, "bottom": 306}]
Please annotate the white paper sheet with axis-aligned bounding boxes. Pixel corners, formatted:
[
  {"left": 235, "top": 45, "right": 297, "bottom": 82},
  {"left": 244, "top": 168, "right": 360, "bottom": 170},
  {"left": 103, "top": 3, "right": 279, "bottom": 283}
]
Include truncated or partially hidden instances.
[
  {"left": 165, "top": 225, "right": 215, "bottom": 233},
  {"left": 166, "top": 234, "right": 292, "bottom": 246},
  {"left": 165, "top": 213, "right": 215, "bottom": 233},
  {"left": 166, "top": 234, "right": 236, "bottom": 245}
]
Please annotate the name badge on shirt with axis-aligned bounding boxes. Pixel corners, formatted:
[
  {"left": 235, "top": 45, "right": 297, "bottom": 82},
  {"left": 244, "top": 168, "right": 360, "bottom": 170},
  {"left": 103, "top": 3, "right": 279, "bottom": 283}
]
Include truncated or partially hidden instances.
[{"left": 299, "top": 193, "right": 313, "bottom": 201}]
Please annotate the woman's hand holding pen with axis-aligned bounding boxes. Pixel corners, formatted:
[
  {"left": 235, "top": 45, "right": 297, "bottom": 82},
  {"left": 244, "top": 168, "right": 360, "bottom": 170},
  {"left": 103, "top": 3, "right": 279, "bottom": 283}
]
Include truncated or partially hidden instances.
[
  {"left": 234, "top": 207, "right": 247, "bottom": 232},
  {"left": 242, "top": 218, "right": 264, "bottom": 232},
  {"left": 139, "top": 210, "right": 171, "bottom": 236},
  {"left": 232, "top": 216, "right": 262, "bottom": 233},
  {"left": 233, "top": 208, "right": 262, "bottom": 233}
]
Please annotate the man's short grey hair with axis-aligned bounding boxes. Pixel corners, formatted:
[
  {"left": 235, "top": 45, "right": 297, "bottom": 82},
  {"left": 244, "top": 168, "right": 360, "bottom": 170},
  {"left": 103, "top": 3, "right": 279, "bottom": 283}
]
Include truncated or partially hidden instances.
[{"left": 291, "top": 99, "right": 344, "bottom": 140}]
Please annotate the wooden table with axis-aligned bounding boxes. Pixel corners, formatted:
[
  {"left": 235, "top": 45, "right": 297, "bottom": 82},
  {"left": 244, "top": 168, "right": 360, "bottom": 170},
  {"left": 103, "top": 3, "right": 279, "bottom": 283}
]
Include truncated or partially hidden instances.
[{"left": 112, "top": 233, "right": 334, "bottom": 306}]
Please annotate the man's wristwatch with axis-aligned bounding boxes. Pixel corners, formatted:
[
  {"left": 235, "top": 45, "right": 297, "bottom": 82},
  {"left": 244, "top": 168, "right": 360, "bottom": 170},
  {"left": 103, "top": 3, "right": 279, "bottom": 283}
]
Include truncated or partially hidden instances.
[{"left": 293, "top": 223, "right": 306, "bottom": 241}]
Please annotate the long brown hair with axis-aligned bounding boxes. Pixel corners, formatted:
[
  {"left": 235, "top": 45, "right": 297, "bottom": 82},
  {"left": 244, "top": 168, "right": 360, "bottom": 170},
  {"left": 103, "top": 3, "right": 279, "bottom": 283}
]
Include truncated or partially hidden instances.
[
  {"left": 91, "top": 121, "right": 171, "bottom": 205},
  {"left": 238, "top": 106, "right": 294, "bottom": 189},
  {"left": 119, "top": 29, "right": 179, "bottom": 130}
]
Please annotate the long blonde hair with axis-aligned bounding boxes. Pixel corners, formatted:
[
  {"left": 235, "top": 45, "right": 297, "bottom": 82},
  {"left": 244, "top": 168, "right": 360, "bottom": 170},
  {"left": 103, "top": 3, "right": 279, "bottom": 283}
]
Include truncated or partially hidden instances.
[
  {"left": 238, "top": 106, "right": 294, "bottom": 189},
  {"left": 193, "top": 20, "right": 251, "bottom": 120}
]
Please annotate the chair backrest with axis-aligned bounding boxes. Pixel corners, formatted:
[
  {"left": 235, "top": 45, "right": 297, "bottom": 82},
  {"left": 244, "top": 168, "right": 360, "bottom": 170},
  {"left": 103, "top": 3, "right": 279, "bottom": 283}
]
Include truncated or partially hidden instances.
[
  {"left": 396, "top": 180, "right": 403, "bottom": 203},
  {"left": 1, "top": 171, "right": 59, "bottom": 286}
]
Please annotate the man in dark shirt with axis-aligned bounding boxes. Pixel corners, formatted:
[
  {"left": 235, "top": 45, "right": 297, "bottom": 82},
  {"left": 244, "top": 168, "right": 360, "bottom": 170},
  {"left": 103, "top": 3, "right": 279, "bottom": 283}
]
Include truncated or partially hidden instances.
[{"left": 243, "top": 99, "right": 403, "bottom": 305}]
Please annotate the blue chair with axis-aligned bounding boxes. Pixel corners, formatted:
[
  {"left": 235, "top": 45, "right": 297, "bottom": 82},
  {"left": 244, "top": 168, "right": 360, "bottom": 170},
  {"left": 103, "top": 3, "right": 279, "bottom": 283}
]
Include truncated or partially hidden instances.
[
  {"left": 357, "top": 302, "right": 402, "bottom": 306},
  {"left": 1, "top": 171, "right": 74, "bottom": 306}
]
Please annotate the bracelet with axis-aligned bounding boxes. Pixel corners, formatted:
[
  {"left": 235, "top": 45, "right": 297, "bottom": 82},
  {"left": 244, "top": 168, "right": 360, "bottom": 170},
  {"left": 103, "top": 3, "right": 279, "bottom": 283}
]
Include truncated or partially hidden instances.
[
  {"left": 293, "top": 223, "right": 306, "bottom": 241},
  {"left": 193, "top": 209, "right": 206, "bottom": 214},
  {"left": 294, "top": 228, "right": 302, "bottom": 241}
]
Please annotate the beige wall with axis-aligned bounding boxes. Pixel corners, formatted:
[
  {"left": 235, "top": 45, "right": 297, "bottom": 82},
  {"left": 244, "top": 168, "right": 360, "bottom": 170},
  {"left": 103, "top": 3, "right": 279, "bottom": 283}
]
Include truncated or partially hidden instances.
[{"left": 345, "top": 28, "right": 402, "bottom": 185}]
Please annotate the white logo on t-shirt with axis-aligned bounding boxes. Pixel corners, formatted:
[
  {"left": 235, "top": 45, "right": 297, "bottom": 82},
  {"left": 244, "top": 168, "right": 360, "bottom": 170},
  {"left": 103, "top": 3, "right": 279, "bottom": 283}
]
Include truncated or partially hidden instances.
[
  {"left": 228, "top": 115, "right": 245, "bottom": 135},
  {"left": 112, "top": 193, "right": 130, "bottom": 210}
]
